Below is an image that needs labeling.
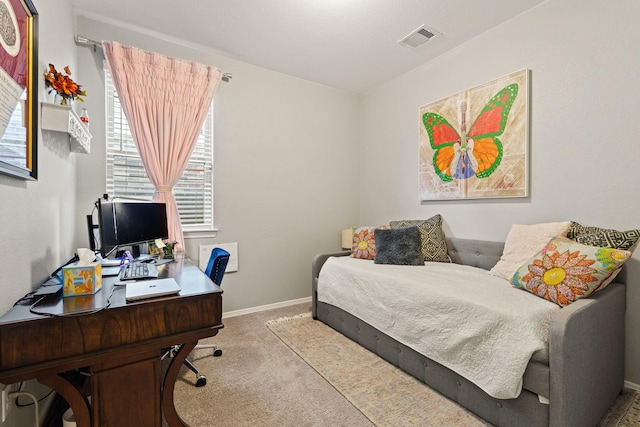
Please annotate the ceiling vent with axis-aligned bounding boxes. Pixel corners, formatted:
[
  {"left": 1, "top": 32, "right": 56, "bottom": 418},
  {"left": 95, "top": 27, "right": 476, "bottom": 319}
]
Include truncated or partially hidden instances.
[{"left": 399, "top": 25, "right": 438, "bottom": 48}]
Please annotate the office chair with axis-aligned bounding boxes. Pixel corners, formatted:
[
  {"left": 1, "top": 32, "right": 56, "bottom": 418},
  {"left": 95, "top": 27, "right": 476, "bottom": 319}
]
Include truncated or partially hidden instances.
[{"left": 162, "top": 248, "right": 230, "bottom": 387}]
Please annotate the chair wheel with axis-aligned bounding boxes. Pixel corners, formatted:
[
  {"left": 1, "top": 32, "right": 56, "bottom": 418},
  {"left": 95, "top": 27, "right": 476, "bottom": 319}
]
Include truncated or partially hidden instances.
[
  {"left": 195, "top": 375, "right": 207, "bottom": 387},
  {"left": 213, "top": 349, "right": 223, "bottom": 357}
]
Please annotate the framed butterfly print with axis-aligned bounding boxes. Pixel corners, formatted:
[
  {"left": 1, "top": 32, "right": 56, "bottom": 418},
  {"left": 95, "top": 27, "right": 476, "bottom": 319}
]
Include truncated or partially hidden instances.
[{"left": 419, "top": 69, "right": 529, "bottom": 201}]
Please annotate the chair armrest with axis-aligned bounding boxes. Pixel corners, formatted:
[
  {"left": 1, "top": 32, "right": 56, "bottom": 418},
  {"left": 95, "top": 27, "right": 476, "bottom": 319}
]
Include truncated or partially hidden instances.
[
  {"left": 311, "top": 251, "right": 350, "bottom": 318},
  {"left": 549, "top": 282, "right": 625, "bottom": 427}
]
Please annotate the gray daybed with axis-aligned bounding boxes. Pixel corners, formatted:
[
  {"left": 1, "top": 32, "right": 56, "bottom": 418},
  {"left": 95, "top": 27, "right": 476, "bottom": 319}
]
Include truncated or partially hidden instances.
[{"left": 311, "top": 237, "right": 625, "bottom": 427}]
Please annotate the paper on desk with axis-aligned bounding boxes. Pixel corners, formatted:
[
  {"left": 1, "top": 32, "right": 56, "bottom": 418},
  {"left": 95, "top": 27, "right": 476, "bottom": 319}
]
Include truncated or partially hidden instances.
[
  {"left": 77, "top": 248, "right": 97, "bottom": 266},
  {"left": 154, "top": 238, "right": 166, "bottom": 249}
]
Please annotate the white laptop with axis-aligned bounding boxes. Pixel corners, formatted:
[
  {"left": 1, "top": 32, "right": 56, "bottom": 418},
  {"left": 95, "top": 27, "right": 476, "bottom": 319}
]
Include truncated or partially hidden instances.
[{"left": 125, "top": 278, "right": 181, "bottom": 301}]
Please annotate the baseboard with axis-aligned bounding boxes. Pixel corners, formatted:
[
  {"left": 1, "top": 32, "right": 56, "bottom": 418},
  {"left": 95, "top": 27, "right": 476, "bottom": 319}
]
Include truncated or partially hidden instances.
[
  {"left": 222, "top": 297, "right": 312, "bottom": 319},
  {"left": 625, "top": 380, "right": 640, "bottom": 392}
]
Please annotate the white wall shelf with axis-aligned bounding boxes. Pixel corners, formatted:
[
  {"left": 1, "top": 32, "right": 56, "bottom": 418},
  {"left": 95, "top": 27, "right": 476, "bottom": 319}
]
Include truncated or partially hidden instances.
[{"left": 40, "top": 102, "right": 92, "bottom": 153}]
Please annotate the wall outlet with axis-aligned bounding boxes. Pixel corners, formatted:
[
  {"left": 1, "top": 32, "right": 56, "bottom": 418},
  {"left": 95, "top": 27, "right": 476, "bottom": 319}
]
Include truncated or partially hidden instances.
[{"left": 1, "top": 383, "right": 14, "bottom": 423}]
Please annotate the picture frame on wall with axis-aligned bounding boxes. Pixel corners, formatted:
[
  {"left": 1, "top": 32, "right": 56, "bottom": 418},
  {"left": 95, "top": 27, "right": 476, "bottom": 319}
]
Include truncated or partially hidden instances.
[
  {"left": 0, "top": 0, "right": 38, "bottom": 180},
  {"left": 419, "top": 69, "right": 529, "bottom": 201}
]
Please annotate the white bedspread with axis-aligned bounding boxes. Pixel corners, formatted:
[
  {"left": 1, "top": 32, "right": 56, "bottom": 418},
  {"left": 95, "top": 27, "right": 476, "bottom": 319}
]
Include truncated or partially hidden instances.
[{"left": 317, "top": 257, "right": 560, "bottom": 399}]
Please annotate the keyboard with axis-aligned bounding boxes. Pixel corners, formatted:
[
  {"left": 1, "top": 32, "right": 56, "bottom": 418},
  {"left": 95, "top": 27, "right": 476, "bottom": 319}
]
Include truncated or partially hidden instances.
[{"left": 119, "top": 262, "right": 159, "bottom": 281}]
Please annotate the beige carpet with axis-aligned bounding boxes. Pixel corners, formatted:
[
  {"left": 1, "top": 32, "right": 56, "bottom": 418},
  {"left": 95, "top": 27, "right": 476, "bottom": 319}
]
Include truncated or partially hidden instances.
[
  {"left": 266, "top": 312, "right": 490, "bottom": 426},
  {"left": 170, "top": 303, "right": 640, "bottom": 426},
  {"left": 170, "top": 303, "right": 375, "bottom": 427},
  {"left": 597, "top": 388, "right": 640, "bottom": 427}
]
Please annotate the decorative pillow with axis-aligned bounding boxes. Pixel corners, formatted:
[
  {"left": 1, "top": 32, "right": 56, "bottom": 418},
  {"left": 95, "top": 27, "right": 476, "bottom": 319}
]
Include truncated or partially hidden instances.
[
  {"left": 511, "top": 237, "right": 631, "bottom": 307},
  {"left": 350, "top": 226, "right": 388, "bottom": 260},
  {"left": 489, "top": 221, "right": 571, "bottom": 280},
  {"left": 567, "top": 221, "right": 640, "bottom": 251},
  {"left": 374, "top": 226, "right": 424, "bottom": 265},
  {"left": 390, "top": 214, "right": 451, "bottom": 262}
]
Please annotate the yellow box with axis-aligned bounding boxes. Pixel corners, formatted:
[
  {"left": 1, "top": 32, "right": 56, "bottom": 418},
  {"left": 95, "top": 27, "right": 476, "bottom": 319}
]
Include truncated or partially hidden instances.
[{"left": 62, "top": 262, "right": 102, "bottom": 297}]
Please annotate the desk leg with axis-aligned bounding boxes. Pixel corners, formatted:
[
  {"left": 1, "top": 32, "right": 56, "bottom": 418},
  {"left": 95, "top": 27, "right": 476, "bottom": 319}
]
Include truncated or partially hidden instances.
[
  {"left": 40, "top": 373, "right": 91, "bottom": 427},
  {"left": 162, "top": 341, "right": 197, "bottom": 427}
]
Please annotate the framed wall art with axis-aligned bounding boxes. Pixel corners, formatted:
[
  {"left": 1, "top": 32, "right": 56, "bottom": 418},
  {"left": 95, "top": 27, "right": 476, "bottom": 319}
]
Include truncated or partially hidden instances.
[
  {"left": 0, "top": 0, "right": 38, "bottom": 180},
  {"left": 419, "top": 69, "right": 529, "bottom": 201}
]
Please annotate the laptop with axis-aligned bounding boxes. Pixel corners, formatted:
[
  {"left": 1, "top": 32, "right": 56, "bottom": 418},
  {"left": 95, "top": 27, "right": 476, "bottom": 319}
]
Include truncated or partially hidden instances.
[{"left": 125, "top": 278, "right": 181, "bottom": 301}]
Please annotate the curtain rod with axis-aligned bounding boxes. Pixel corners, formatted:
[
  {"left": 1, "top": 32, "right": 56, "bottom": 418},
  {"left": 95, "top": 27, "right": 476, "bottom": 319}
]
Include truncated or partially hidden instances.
[{"left": 75, "top": 35, "right": 232, "bottom": 82}]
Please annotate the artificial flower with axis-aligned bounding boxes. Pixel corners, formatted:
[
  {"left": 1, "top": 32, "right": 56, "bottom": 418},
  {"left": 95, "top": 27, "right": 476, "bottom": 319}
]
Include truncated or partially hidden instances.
[{"left": 44, "top": 64, "right": 87, "bottom": 104}]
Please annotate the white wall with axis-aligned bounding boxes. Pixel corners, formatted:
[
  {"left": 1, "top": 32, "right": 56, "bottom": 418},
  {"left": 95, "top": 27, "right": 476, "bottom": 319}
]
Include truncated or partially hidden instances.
[
  {"left": 359, "top": 0, "right": 640, "bottom": 384},
  {"left": 0, "top": 1, "right": 78, "bottom": 313},
  {"left": 0, "top": 1, "right": 78, "bottom": 425},
  {"left": 73, "top": 16, "right": 361, "bottom": 313}
]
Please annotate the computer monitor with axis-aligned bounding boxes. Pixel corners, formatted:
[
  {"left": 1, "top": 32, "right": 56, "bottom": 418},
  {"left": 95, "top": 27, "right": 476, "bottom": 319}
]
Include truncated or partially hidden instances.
[
  {"left": 113, "top": 201, "right": 169, "bottom": 248},
  {"left": 97, "top": 200, "right": 117, "bottom": 258},
  {"left": 95, "top": 199, "right": 169, "bottom": 259}
]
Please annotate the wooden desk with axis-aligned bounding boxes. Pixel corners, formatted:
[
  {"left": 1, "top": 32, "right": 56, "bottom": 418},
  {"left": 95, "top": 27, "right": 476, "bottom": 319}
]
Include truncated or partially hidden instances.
[{"left": 0, "top": 255, "right": 223, "bottom": 427}]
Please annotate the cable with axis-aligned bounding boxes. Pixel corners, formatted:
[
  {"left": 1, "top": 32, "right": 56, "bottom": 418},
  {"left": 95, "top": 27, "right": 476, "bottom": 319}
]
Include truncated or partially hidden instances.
[
  {"left": 8, "top": 391, "right": 39, "bottom": 427},
  {"left": 13, "top": 256, "right": 79, "bottom": 307},
  {"left": 28, "top": 285, "right": 120, "bottom": 317},
  {"left": 15, "top": 387, "right": 53, "bottom": 407}
]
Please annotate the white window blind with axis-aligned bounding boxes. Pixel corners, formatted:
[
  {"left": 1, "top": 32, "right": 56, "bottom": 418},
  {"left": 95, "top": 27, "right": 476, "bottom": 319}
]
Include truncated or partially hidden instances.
[{"left": 105, "top": 69, "right": 214, "bottom": 230}]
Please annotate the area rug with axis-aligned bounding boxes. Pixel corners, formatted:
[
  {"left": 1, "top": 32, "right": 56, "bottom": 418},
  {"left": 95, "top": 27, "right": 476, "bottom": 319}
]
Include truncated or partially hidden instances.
[
  {"left": 267, "top": 312, "right": 640, "bottom": 427},
  {"left": 597, "top": 387, "right": 640, "bottom": 427},
  {"left": 266, "top": 312, "right": 490, "bottom": 426}
]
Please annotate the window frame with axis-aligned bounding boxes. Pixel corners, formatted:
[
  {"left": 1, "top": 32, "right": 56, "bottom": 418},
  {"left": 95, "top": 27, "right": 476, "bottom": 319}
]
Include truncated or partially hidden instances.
[{"left": 104, "top": 68, "right": 215, "bottom": 232}]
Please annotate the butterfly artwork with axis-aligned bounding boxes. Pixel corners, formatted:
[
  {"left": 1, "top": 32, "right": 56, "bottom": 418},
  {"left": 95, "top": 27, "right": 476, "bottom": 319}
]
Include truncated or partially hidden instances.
[
  {"left": 419, "top": 70, "right": 529, "bottom": 200},
  {"left": 422, "top": 84, "right": 518, "bottom": 182}
]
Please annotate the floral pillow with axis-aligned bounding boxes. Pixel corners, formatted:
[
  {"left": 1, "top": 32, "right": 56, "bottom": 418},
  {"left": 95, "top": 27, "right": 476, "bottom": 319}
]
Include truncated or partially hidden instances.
[
  {"left": 350, "top": 226, "right": 388, "bottom": 260},
  {"left": 511, "top": 237, "right": 631, "bottom": 307}
]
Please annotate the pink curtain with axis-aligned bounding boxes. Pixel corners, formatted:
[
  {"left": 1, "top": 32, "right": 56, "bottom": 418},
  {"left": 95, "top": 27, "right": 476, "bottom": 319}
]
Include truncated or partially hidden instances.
[{"left": 103, "top": 41, "right": 222, "bottom": 252}]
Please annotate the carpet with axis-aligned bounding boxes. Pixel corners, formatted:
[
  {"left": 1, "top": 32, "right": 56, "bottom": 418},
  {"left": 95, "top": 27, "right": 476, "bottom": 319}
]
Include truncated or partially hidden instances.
[
  {"left": 266, "top": 313, "right": 490, "bottom": 426},
  {"left": 597, "top": 388, "right": 640, "bottom": 427},
  {"left": 170, "top": 303, "right": 375, "bottom": 427},
  {"left": 267, "top": 312, "right": 640, "bottom": 427}
]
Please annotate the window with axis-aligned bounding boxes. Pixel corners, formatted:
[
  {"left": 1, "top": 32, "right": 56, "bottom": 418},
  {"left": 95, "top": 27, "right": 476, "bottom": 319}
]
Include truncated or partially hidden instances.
[{"left": 105, "top": 69, "right": 214, "bottom": 231}]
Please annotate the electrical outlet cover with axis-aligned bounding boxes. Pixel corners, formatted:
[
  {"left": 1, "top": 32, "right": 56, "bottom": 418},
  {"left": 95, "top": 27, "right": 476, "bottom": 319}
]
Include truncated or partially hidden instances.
[{"left": 1, "top": 384, "right": 10, "bottom": 423}]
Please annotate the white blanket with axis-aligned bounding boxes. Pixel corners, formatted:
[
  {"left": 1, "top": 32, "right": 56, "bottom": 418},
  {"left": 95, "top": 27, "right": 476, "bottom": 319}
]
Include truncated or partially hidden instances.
[{"left": 317, "top": 257, "right": 560, "bottom": 399}]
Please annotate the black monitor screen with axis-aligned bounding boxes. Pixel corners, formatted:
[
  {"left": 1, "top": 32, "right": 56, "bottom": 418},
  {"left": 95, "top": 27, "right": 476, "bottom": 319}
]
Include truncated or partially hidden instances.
[
  {"left": 98, "top": 200, "right": 117, "bottom": 258},
  {"left": 114, "top": 202, "right": 169, "bottom": 247}
]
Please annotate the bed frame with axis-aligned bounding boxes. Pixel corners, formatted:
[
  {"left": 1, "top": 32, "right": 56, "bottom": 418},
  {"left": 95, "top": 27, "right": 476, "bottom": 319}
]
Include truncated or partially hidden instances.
[{"left": 311, "top": 237, "right": 625, "bottom": 427}]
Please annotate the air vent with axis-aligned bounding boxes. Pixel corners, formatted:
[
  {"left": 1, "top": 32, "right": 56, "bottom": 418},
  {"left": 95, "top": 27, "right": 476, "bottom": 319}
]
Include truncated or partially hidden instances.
[{"left": 399, "top": 25, "right": 438, "bottom": 48}]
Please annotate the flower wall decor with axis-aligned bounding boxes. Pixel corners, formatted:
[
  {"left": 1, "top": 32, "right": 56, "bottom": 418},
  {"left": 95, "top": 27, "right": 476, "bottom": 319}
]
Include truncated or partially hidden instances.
[{"left": 44, "top": 64, "right": 86, "bottom": 105}]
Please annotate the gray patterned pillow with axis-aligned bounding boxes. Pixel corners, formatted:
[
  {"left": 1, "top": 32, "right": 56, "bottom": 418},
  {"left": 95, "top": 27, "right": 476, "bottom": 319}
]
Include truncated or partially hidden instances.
[
  {"left": 390, "top": 214, "right": 451, "bottom": 262},
  {"left": 374, "top": 227, "right": 424, "bottom": 265},
  {"left": 567, "top": 221, "right": 640, "bottom": 251}
]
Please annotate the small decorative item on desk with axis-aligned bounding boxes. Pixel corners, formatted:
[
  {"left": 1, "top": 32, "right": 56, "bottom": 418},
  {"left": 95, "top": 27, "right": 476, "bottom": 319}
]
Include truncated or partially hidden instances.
[
  {"left": 148, "top": 240, "right": 164, "bottom": 257},
  {"left": 44, "top": 64, "right": 87, "bottom": 106},
  {"left": 163, "top": 242, "right": 177, "bottom": 259}
]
